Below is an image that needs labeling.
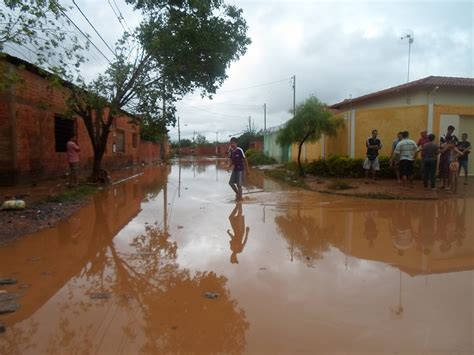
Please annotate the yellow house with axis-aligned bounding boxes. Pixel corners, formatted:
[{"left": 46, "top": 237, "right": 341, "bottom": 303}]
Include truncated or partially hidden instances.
[{"left": 292, "top": 76, "right": 474, "bottom": 173}]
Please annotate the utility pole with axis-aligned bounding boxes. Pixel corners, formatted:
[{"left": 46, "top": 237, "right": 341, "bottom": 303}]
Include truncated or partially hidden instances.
[
  {"left": 401, "top": 33, "right": 414, "bottom": 83},
  {"left": 263, "top": 103, "right": 267, "bottom": 131},
  {"left": 248, "top": 116, "right": 251, "bottom": 132},
  {"left": 177, "top": 116, "right": 181, "bottom": 156},
  {"left": 292, "top": 75, "right": 296, "bottom": 119},
  {"left": 215, "top": 131, "right": 218, "bottom": 155}
]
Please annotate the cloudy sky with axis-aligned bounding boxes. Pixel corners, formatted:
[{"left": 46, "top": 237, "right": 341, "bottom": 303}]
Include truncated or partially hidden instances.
[{"left": 4, "top": 0, "right": 473, "bottom": 142}]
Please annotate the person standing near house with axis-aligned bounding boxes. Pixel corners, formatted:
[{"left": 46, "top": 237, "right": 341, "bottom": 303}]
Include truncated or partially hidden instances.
[
  {"left": 363, "top": 129, "right": 382, "bottom": 183},
  {"left": 440, "top": 136, "right": 464, "bottom": 194},
  {"left": 227, "top": 137, "right": 249, "bottom": 201},
  {"left": 457, "top": 133, "right": 471, "bottom": 185},
  {"left": 390, "top": 132, "right": 403, "bottom": 183},
  {"left": 67, "top": 134, "right": 80, "bottom": 187},
  {"left": 421, "top": 134, "right": 439, "bottom": 190},
  {"left": 440, "top": 125, "right": 459, "bottom": 146},
  {"left": 417, "top": 129, "right": 430, "bottom": 178},
  {"left": 394, "top": 131, "right": 418, "bottom": 186}
]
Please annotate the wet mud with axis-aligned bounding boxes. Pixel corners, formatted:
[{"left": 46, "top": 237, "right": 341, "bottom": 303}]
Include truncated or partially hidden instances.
[{"left": 0, "top": 158, "right": 472, "bottom": 354}]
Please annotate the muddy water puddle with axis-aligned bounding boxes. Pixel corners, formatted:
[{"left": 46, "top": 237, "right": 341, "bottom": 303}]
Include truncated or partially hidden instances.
[{"left": 1, "top": 158, "right": 473, "bottom": 354}]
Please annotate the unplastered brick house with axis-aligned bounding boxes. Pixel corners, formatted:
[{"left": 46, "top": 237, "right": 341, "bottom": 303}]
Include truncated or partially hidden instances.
[{"left": 0, "top": 54, "right": 163, "bottom": 185}]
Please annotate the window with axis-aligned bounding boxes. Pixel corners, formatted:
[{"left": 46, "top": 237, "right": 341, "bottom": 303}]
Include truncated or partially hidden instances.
[
  {"left": 132, "top": 133, "right": 138, "bottom": 148},
  {"left": 55, "top": 116, "right": 75, "bottom": 152},
  {"left": 116, "top": 129, "right": 125, "bottom": 153}
]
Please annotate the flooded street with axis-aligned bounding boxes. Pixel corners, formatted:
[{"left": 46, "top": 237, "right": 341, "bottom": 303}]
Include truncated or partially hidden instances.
[{"left": 0, "top": 158, "right": 473, "bottom": 354}]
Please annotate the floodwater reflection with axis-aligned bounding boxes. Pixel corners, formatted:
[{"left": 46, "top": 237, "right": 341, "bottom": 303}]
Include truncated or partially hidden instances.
[
  {"left": 0, "top": 160, "right": 472, "bottom": 354},
  {"left": 227, "top": 203, "right": 250, "bottom": 264}
]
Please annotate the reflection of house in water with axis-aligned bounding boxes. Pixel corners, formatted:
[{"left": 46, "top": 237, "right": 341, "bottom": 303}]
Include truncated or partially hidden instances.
[
  {"left": 0, "top": 177, "right": 144, "bottom": 327},
  {"left": 274, "top": 199, "right": 474, "bottom": 275}
]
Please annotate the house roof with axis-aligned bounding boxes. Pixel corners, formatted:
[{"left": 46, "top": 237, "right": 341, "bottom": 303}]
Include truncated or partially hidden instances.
[
  {"left": 330, "top": 76, "right": 474, "bottom": 109},
  {"left": 1, "top": 52, "right": 139, "bottom": 120}
]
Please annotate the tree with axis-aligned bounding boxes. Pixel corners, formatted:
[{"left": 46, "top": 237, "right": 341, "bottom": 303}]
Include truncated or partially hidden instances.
[
  {"left": 236, "top": 129, "right": 263, "bottom": 152},
  {"left": 277, "top": 96, "right": 344, "bottom": 176},
  {"left": 65, "top": 0, "right": 250, "bottom": 180},
  {"left": 0, "top": 1, "right": 87, "bottom": 90},
  {"left": 194, "top": 133, "right": 209, "bottom": 146},
  {"left": 70, "top": 0, "right": 250, "bottom": 180}
]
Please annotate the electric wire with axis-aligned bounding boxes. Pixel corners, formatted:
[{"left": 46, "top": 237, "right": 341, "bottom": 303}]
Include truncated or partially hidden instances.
[
  {"left": 58, "top": 7, "right": 111, "bottom": 63},
  {"left": 217, "top": 77, "right": 292, "bottom": 93},
  {"left": 112, "top": 0, "right": 132, "bottom": 32},
  {"left": 107, "top": 0, "right": 128, "bottom": 33},
  {"left": 72, "top": 0, "right": 116, "bottom": 57}
]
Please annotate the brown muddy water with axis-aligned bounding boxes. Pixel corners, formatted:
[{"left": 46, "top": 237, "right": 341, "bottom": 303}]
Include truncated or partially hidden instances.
[{"left": 0, "top": 158, "right": 473, "bottom": 354}]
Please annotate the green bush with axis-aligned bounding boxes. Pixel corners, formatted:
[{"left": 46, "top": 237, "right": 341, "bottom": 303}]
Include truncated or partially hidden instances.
[
  {"left": 246, "top": 150, "right": 277, "bottom": 166},
  {"left": 304, "top": 155, "right": 422, "bottom": 179}
]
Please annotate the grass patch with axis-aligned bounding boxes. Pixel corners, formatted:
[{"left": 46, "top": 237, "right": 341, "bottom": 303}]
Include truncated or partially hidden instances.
[
  {"left": 327, "top": 180, "right": 353, "bottom": 190},
  {"left": 42, "top": 185, "right": 98, "bottom": 203}
]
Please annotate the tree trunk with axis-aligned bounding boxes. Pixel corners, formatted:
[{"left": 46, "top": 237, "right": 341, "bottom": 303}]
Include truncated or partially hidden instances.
[
  {"left": 297, "top": 131, "right": 311, "bottom": 177},
  {"left": 297, "top": 141, "right": 304, "bottom": 176},
  {"left": 90, "top": 128, "right": 110, "bottom": 182},
  {"left": 91, "top": 152, "right": 104, "bottom": 181}
]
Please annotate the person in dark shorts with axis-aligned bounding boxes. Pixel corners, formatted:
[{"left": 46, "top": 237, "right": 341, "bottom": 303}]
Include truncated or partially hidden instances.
[
  {"left": 227, "top": 203, "right": 250, "bottom": 264},
  {"left": 457, "top": 133, "right": 471, "bottom": 185},
  {"left": 393, "top": 131, "right": 417, "bottom": 186},
  {"left": 227, "top": 137, "right": 249, "bottom": 201},
  {"left": 421, "top": 133, "right": 439, "bottom": 189},
  {"left": 363, "top": 129, "right": 382, "bottom": 183}
]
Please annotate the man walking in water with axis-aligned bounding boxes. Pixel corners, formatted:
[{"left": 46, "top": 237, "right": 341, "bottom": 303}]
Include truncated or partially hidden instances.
[{"left": 228, "top": 137, "right": 249, "bottom": 201}]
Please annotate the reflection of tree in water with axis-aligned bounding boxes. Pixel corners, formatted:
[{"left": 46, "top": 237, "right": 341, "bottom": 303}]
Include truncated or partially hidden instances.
[
  {"left": 140, "top": 166, "right": 169, "bottom": 201},
  {"left": 44, "top": 222, "right": 248, "bottom": 354},
  {"left": 275, "top": 207, "right": 332, "bottom": 266}
]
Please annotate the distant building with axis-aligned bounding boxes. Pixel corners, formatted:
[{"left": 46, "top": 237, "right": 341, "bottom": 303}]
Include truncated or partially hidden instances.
[{"left": 0, "top": 54, "right": 162, "bottom": 185}]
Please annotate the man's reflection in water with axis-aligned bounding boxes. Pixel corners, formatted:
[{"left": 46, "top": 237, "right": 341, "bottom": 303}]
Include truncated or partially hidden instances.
[
  {"left": 227, "top": 203, "right": 250, "bottom": 264},
  {"left": 363, "top": 211, "right": 378, "bottom": 248},
  {"left": 390, "top": 202, "right": 414, "bottom": 256}
]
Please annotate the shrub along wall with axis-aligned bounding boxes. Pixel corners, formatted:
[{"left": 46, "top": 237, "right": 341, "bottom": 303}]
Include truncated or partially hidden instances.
[{"left": 300, "top": 155, "right": 422, "bottom": 179}]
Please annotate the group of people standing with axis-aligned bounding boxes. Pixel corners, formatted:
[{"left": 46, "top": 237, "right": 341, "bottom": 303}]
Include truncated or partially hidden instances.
[{"left": 363, "top": 126, "right": 471, "bottom": 193}]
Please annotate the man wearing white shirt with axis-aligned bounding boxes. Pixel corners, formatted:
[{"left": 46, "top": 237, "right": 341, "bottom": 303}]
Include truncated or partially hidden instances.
[{"left": 394, "top": 131, "right": 418, "bottom": 186}]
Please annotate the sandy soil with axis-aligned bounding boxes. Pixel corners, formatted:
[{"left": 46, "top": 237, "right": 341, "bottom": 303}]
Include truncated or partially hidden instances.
[{"left": 304, "top": 176, "right": 474, "bottom": 200}]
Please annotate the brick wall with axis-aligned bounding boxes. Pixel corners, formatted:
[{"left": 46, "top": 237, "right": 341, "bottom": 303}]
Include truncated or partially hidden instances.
[
  {"left": 179, "top": 143, "right": 230, "bottom": 157},
  {"left": 0, "top": 57, "right": 140, "bottom": 184},
  {"left": 139, "top": 140, "right": 162, "bottom": 164}
]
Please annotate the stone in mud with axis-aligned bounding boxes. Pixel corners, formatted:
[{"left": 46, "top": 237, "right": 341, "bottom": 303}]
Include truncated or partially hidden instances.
[
  {"left": 90, "top": 292, "right": 111, "bottom": 300},
  {"left": 203, "top": 292, "right": 220, "bottom": 300},
  {"left": 0, "top": 302, "right": 20, "bottom": 314},
  {"left": 0, "top": 278, "right": 17, "bottom": 285},
  {"left": 0, "top": 293, "right": 19, "bottom": 302}
]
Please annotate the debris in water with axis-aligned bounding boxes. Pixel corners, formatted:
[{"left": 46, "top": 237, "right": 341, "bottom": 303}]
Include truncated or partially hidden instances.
[
  {"left": 0, "top": 322, "right": 5, "bottom": 333},
  {"left": 90, "top": 292, "right": 111, "bottom": 300},
  {"left": 0, "top": 278, "right": 17, "bottom": 285},
  {"left": 0, "top": 293, "right": 19, "bottom": 302},
  {"left": 203, "top": 292, "right": 220, "bottom": 300},
  {"left": 0, "top": 302, "right": 20, "bottom": 314},
  {"left": 177, "top": 226, "right": 184, "bottom": 229}
]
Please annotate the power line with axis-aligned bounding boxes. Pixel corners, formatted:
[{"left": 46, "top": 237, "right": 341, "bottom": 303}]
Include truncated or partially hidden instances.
[
  {"left": 58, "top": 7, "right": 111, "bottom": 63},
  {"left": 217, "top": 77, "right": 293, "bottom": 94},
  {"left": 180, "top": 102, "right": 249, "bottom": 119},
  {"left": 72, "top": 0, "right": 116, "bottom": 57},
  {"left": 107, "top": 0, "right": 128, "bottom": 33},
  {"left": 112, "top": 0, "right": 132, "bottom": 32}
]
